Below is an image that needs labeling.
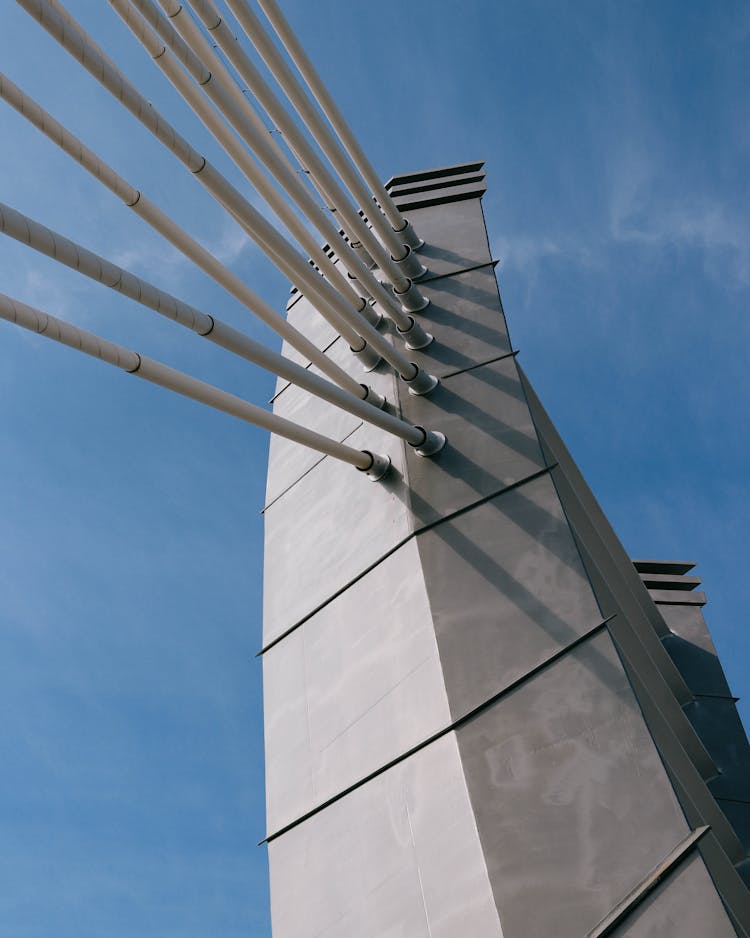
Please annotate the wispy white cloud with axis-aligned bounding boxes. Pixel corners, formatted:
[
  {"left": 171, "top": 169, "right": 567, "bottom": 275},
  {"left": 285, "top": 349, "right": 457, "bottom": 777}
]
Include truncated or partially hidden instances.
[
  {"left": 611, "top": 187, "right": 750, "bottom": 288},
  {"left": 109, "top": 238, "right": 187, "bottom": 282},
  {"left": 207, "top": 218, "right": 253, "bottom": 267},
  {"left": 492, "top": 146, "right": 750, "bottom": 297},
  {"left": 604, "top": 126, "right": 750, "bottom": 286},
  {"left": 491, "top": 232, "right": 594, "bottom": 276},
  {"left": 109, "top": 214, "right": 257, "bottom": 284}
]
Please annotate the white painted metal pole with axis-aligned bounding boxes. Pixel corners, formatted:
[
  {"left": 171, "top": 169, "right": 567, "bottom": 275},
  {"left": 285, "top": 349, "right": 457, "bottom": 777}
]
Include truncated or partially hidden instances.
[
  {"left": 121, "top": 0, "right": 428, "bottom": 340},
  {"left": 152, "top": 0, "right": 426, "bottom": 304},
  {"left": 255, "top": 0, "right": 422, "bottom": 249},
  {"left": 0, "top": 202, "right": 436, "bottom": 447},
  {"left": 0, "top": 292, "right": 390, "bottom": 474},
  {"left": 110, "top": 0, "right": 428, "bottom": 357},
  {"left": 0, "top": 70, "right": 363, "bottom": 399},
  {"left": 19, "top": 0, "right": 434, "bottom": 389},
  {"left": 18, "top": 2, "right": 365, "bottom": 358},
  {"left": 225, "top": 0, "right": 422, "bottom": 256},
  {"left": 109, "top": 0, "right": 378, "bottom": 333}
]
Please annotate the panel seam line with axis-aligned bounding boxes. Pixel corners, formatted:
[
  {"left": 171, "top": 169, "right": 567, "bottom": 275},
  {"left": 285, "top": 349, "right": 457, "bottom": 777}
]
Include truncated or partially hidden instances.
[
  {"left": 259, "top": 614, "right": 614, "bottom": 844},
  {"left": 584, "top": 825, "right": 711, "bottom": 937},
  {"left": 257, "top": 464, "right": 555, "bottom": 656}
]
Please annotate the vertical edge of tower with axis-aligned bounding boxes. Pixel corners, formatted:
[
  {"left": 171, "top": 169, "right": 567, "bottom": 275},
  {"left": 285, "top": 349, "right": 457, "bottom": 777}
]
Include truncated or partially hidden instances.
[{"left": 262, "top": 162, "right": 750, "bottom": 937}]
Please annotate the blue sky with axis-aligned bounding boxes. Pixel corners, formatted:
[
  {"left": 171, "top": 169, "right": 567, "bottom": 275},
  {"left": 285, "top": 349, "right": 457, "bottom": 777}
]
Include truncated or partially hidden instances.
[{"left": 0, "top": 1, "right": 748, "bottom": 935}]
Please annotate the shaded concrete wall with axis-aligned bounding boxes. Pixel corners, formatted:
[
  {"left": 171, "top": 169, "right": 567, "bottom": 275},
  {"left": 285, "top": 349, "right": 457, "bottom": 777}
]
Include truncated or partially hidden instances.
[
  {"left": 262, "top": 163, "right": 750, "bottom": 936},
  {"left": 639, "top": 561, "right": 750, "bottom": 865}
]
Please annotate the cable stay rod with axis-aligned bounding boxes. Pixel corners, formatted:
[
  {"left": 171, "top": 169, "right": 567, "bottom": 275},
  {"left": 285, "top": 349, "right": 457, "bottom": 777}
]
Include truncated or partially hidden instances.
[
  {"left": 153, "top": 0, "right": 426, "bottom": 303},
  {"left": 0, "top": 69, "right": 363, "bottom": 399},
  {"left": 110, "top": 0, "right": 377, "bottom": 336},
  {"left": 0, "top": 291, "right": 391, "bottom": 478},
  {"left": 130, "top": 0, "right": 429, "bottom": 333},
  {"left": 226, "top": 0, "right": 422, "bottom": 255},
  {"left": 0, "top": 200, "right": 444, "bottom": 449},
  {"left": 110, "top": 0, "right": 431, "bottom": 362},
  {"left": 255, "top": 0, "right": 422, "bottom": 249},
  {"left": 18, "top": 0, "right": 437, "bottom": 394}
]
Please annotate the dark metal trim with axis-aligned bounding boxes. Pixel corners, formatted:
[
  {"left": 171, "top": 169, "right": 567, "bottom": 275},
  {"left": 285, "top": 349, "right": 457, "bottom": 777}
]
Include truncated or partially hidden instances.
[
  {"left": 257, "top": 463, "right": 556, "bottom": 656},
  {"left": 384, "top": 160, "right": 485, "bottom": 189},
  {"left": 440, "top": 349, "right": 519, "bottom": 380},
  {"left": 261, "top": 615, "right": 614, "bottom": 844},
  {"left": 388, "top": 172, "right": 486, "bottom": 200},
  {"left": 389, "top": 182, "right": 487, "bottom": 212},
  {"left": 418, "top": 258, "right": 500, "bottom": 286},
  {"left": 261, "top": 422, "right": 364, "bottom": 516},
  {"left": 585, "top": 826, "right": 711, "bottom": 937}
]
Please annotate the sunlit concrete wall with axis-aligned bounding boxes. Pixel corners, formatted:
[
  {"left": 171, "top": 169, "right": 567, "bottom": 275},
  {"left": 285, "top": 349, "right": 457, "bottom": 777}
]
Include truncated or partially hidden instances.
[{"left": 262, "top": 163, "right": 750, "bottom": 937}]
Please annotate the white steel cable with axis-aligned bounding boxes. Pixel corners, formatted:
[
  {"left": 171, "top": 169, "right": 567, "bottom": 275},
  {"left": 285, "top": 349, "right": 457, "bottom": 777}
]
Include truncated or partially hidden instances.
[
  {"left": 109, "top": 0, "right": 375, "bottom": 326},
  {"left": 0, "top": 70, "right": 363, "bottom": 398},
  {"left": 124, "top": 0, "right": 428, "bottom": 337},
  {"left": 0, "top": 292, "right": 390, "bottom": 475},
  {"left": 182, "top": 0, "right": 404, "bottom": 266},
  {"left": 19, "top": 0, "right": 435, "bottom": 390},
  {"left": 255, "top": 0, "right": 420, "bottom": 245},
  {"left": 0, "top": 201, "right": 439, "bottom": 448},
  {"left": 154, "top": 0, "right": 426, "bottom": 301},
  {"left": 111, "top": 0, "right": 431, "bottom": 357},
  {"left": 18, "top": 2, "right": 368, "bottom": 361},
  {"left": 224, "top": 0, "right": 420, "bottom": 257}
]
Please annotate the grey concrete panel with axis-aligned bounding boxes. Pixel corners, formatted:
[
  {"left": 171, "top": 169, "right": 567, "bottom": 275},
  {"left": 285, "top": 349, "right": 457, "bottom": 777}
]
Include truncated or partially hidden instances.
[
  {"left": 407, "top": 264, "right": 512, "bottom": 378},
  {"left": 717, "top": 800, "right": 750, "bottom": 857},
  {"left": 610, "top": 852, "right": 738, "bottom": 938},
  {"left": 277, "top": 291, "right": 339, "bottom": 372},
  {"left": 659, "top": 602, "right": 724, "bottom": 657},
  {"left": 400, "top": 355, "right": 545, "bottom": 527},
  {"left": 520, "top": 367, "right": 674, "bottom": 644},
  {"left": 265, "top": 336, "right": 399, "bottom": 506},
  {"left": 574, "top": 539, "right": 723, "bottom": 785},
  {"left": 263, "top": 537, "right": 452, "bottom": 832},
  {"left": 522, "top": 372, "right": 716, "bottom": 737},
  {"left": 404, "top": 734, "right": 504, "bottom": 938},
  {"left": 267, "top": 734, "right": 503, "bottom": 938},
  {"left": 263, "top": 630, "right": 316, "bottom": 834},
  {"left": 685, "top": 698, "right": 750, "bottom": 778},
  {"left": 416, "top": 472, "right": 603, "bottom": 719},
  {"left": 265, "top": 396, "right": 359, "bottom": 510},
  {"left": 660, "top": 603, "right": 734, "bottom": 698},
  {"left": 262, "top": 422, "right": 411, "bottom": 644},
  {"left": 264, "top": 180, "right": 750, "bottom": 933},
  {"left": 406, "top": 197, "right": 493, "bottom": 280},
  {"left": 274, "top": 311, "right": 408, "bottom": 403},
  {"left": 456, "top": 631, "right": 694, "bottom": 938}
]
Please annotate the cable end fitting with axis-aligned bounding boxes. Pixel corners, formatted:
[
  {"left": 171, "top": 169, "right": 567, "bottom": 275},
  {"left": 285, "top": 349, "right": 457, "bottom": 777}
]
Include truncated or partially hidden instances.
[
  {"left": 411, "top": 427, "right": 446, "bottom": 457},
  {"left": 392, "top": 244, "right": 428, "bottom": 281},
  {"left": 350, "top": 239, "right": 375, "bottom": 269},
  {"left": 403, "top": 366, "right": 439, "bottom": 396},
  {"left": 360, "top": 384, "right": 386, "bottom": 409},
  {"left": 395, "top": 219, "right": 424, "bottom": 251},
  {"left": 359, "top": 451, "right": 391, "bottom": 481},
  {"left": 351, "top": 341, "right": 382, "bottom": 372},
  {"left": 398, "top": 316, "right": 433, "bottom": 350},
  {"left": 393, "top": 279, "right": 430, "bottom": 314}
]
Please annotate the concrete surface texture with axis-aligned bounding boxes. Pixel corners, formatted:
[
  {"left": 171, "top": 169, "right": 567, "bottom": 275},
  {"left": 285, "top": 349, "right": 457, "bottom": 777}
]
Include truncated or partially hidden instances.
[{"left": 262, "top": 162, "right": 750, "bottom": 937}]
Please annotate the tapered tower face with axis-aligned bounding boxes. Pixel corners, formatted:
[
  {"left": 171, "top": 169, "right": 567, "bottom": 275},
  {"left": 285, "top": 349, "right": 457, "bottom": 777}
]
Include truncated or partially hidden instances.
[
  {"left": 262, "top": 163, "right": 750, "bottom": 937},
  {"left": 3, "top": 5, "right": 749, "bottom": 934}
]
